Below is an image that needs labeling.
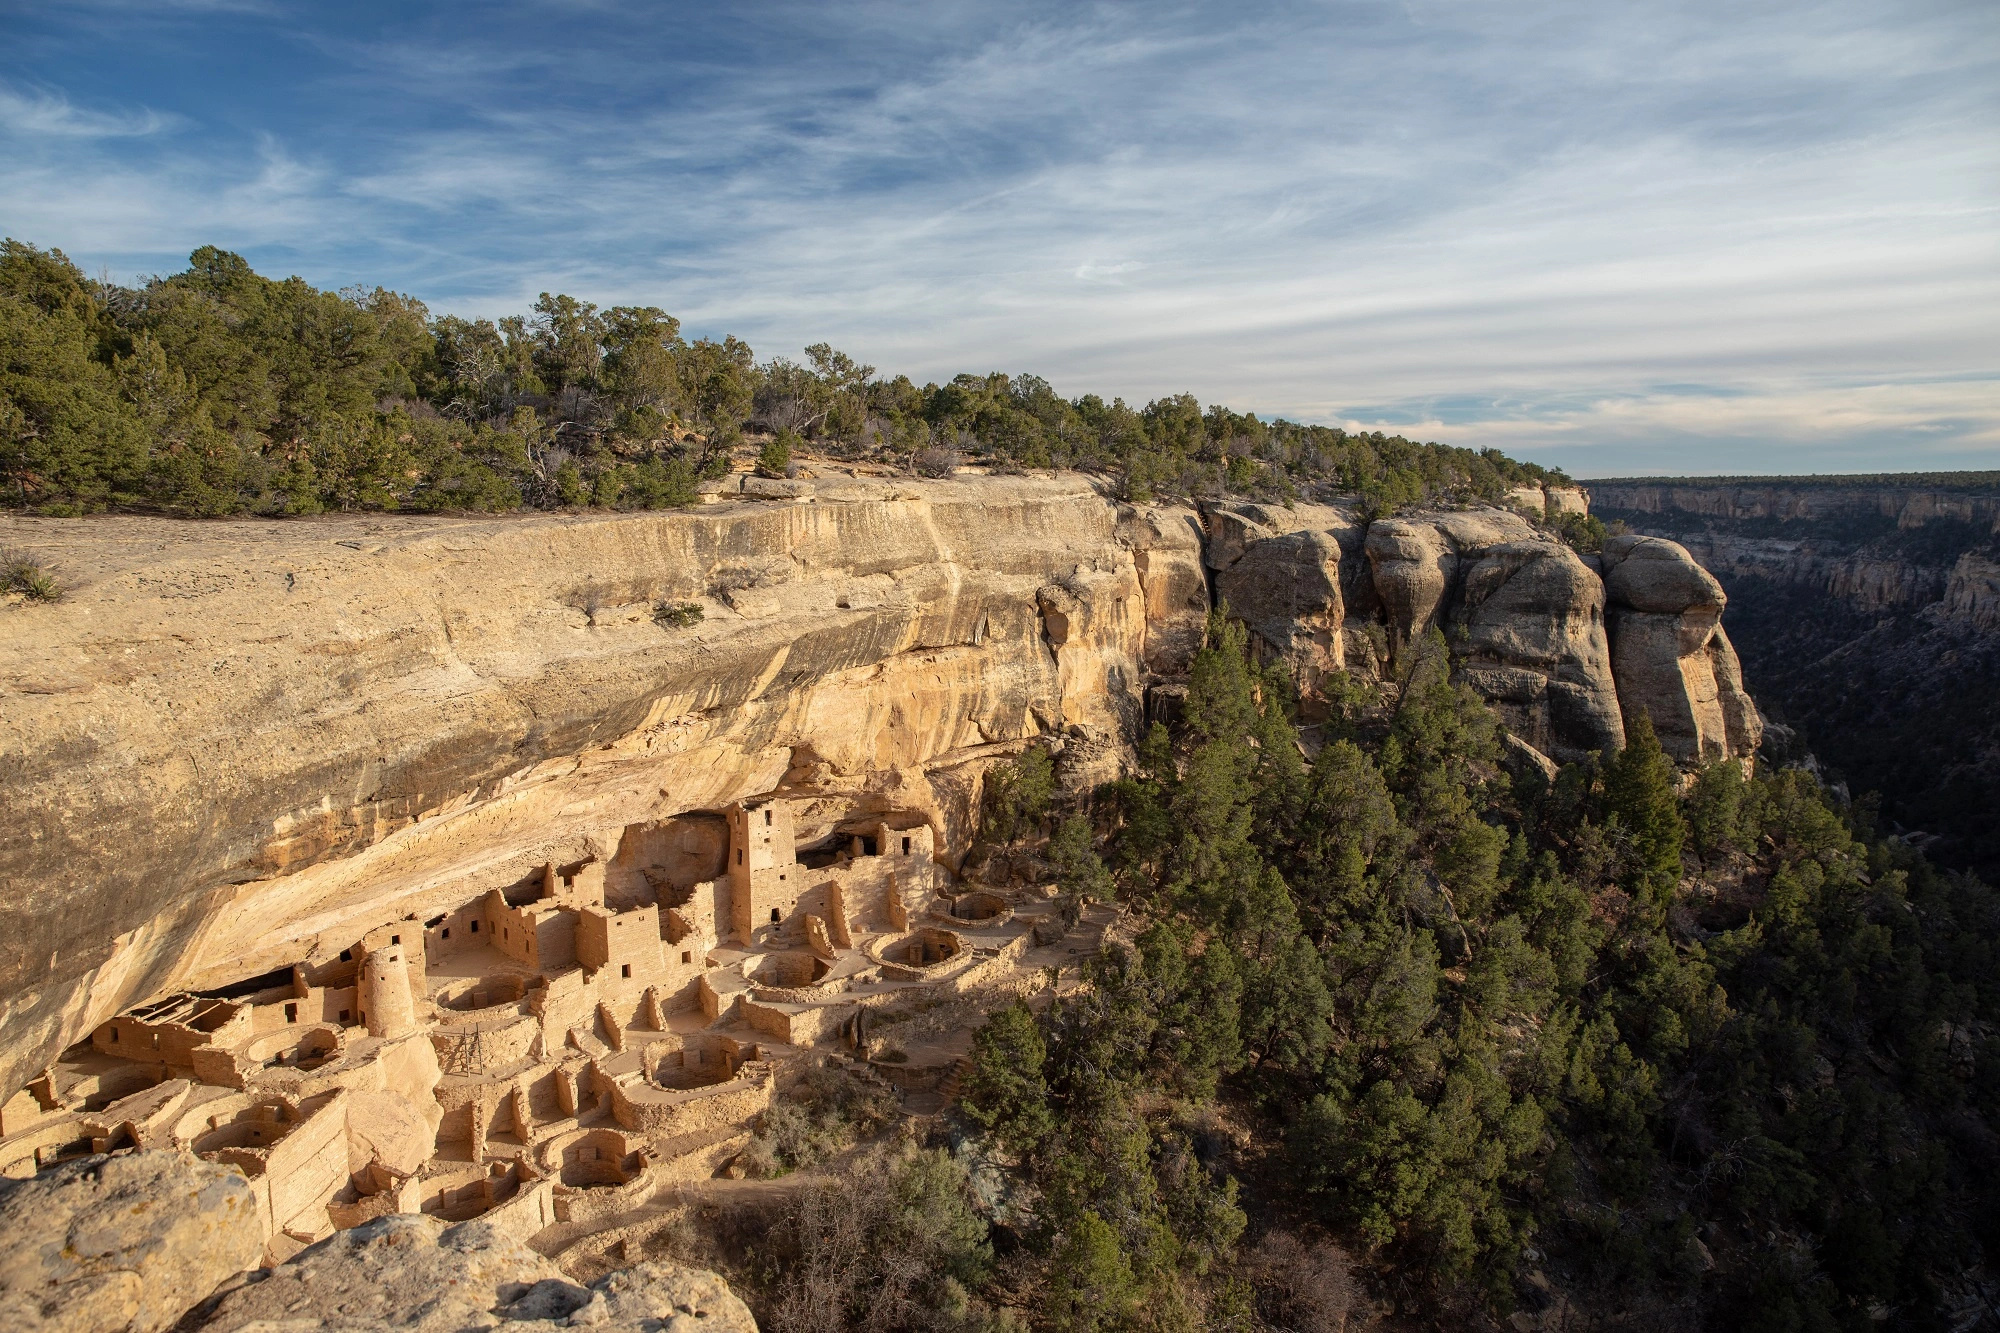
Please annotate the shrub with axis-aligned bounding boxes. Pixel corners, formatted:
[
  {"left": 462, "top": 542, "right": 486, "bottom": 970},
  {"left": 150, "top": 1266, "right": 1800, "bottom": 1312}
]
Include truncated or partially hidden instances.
[
  {"left": 2, "top": 549, "right": 60, "bottom": 602},
  {"left": 912, "top": 446, "right": 958, "bottom": 478},
  {"left": 1551, "top": 510, "right": 1609, "bottom": 553},
  {"left": 1243, "top": 1231, "right": 1363, "bottom": 1333},
  {"left": 980, "top": 746, "right": 1055, "bottom": 844},
  {"left": 653, "top": 600, "right": 704, "bottom": 628},
  {"left": 742, "top": 1063, "right": 898, "bottom": 1178},
  {"left": 757, "top": 429, "right": 798, "bottom": 478}
]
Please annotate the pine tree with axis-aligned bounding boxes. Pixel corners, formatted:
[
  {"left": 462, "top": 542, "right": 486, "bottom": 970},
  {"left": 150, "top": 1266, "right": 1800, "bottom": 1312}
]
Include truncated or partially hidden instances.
[{"left": 1603, "top": 710, "right": 1686, "bottom": 904}]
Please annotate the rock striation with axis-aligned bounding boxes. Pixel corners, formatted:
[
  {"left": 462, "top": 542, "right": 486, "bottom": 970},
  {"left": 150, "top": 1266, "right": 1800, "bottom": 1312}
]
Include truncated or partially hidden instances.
[
  {"left": 0, "top": 477, "right": 1206, "bottom": 1106},
  {"left": 0, "top": 475, "right": 1755, "bottom": 1111}
]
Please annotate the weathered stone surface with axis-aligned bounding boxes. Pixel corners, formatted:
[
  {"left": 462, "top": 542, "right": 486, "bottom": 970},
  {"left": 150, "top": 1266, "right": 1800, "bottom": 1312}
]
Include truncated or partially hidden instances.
[
  {"left": 1115, "top": 504, "right": 1208, "bottom": 675},
  {"left": 0, "top": 478, "right": 1186, "bottom": 1101},
  {"left": 198, "top": 1213, "right": 756, "bottom": 1332},
  {"left": 1206, "top": 503, "right": 1749, "bottom": 765},
  {"left": 1600, "top": 535, "right": 1761, "bottom": 764},
  {"left": 0, "top": 1148, "right": 264, "bottom": 1333},
  {"left": 1365, "top": 511, "right": 1627, "bottom": 760},
  {"left": 0, "top": 479, "right": 1768, "bottom": 1105},
  {"left": 740, "top": 476, "right": 814, "bottom": 499},
  {"left": 1603, "top": 533, "right": 1726, "bottom": 621},
  {"left": 1451, "top": 539, "right": 1623, "bottom": 762},
  {"left": 1940, "top": 552, "right": 2000, "bottom": 632},
  {"left": 1216, "top": 529, "right": 1345, "bottom": 696},
  {"left": 1589, "top": 480, "right": 2000, "bottom": 530}
]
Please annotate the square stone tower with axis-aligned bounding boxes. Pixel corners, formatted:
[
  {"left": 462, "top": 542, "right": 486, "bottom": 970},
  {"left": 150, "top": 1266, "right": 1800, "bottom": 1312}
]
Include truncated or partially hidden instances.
[{"left": 725, "top": 799, "right": 800, "bottom": 944}]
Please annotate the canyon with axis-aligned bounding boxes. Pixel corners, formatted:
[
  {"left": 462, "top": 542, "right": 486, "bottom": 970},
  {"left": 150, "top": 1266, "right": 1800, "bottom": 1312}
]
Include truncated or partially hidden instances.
[
  {"left": 1591, "top": 475, "right": 2000, "bottom": 879},
  {"left": 0, "top": 473, "right": 1761, "bottom": 1326}
]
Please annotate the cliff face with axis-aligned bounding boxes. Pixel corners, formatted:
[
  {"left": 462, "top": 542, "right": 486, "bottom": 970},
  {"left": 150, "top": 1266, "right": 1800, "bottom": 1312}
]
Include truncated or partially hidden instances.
[
  {"left": 0, "top": 478, "right": 1751, "bottom": 1098},
  {"left": 1204, "top": 500, "right": 1757, "bottom": 766},
  {"left": 1589, "top": 479, "right": 2000, "bottom": 530},
  {"left": 1590, "top": 476, "right": 2000, "bottom": 877},
  {"left": 0, "top": 478, "right": 1209, "bottom": 1104}
]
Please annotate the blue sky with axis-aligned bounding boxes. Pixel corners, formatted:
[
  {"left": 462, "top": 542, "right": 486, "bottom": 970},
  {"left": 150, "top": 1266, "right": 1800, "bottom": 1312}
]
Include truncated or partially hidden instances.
[{"left": 3, "top": 0, "right": 1996, "bottom": 476}]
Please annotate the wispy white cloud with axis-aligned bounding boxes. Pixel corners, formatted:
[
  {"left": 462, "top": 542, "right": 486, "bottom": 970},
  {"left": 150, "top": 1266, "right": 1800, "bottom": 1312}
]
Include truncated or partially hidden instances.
[
  {"left": 1, "top": 0, "right": 1995, "bottom": 472},
  {"left": 0, "top": 83, "right": 179, "bottom": 138}
]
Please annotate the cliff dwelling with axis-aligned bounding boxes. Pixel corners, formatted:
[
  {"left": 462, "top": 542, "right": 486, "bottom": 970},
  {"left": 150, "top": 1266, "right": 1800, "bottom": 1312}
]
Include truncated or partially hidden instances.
[{"left": 0, "top": 796, "right": 1058, "bottom": 1266}]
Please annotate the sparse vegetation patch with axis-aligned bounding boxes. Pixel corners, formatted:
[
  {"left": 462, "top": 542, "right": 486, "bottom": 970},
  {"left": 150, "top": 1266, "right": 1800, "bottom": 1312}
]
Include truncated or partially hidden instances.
[
  {"left": 653, "top": 599, "right": 704, "bottom": 628},
  {"left": 1, "top": 548, "right": 59, "bottom": 601}
]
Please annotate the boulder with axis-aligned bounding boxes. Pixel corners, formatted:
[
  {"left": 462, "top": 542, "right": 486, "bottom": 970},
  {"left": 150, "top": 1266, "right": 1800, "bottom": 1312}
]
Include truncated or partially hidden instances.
[
  {"left": 1358, "top": 510, "right": 1626, "bottom": 760},
  {"left": 1363, "top": 517, "right": 1460, "bottom": 653},
  {"left": 198, "top": 1213, "right": 757, "bottom": 1332},
  {"left": 0, "top": 1149, "right": 264, "bottom": 1333}
]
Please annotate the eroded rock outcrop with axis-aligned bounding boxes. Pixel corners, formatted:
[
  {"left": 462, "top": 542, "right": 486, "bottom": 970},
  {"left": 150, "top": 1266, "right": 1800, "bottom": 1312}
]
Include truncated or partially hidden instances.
[
  {"left": 1210, "top": 503, "right": 1638, "bottom": 763},
  {"left": 1590, "top": 474, "right": 2000, "bottom": 877},
  {"left": 198, "top": 1212, "right": 755, "bottom": 1332},
  {"left": 1600, "top": 535, "right": 1761, "bottom": 764},
  {"left": 0, "top": 477, "right": 1207, "bottom": 1104},
  {"left": 0, "top": 476, "right": 1760, "bottom": 1109},
  {"left": 0, "top": 1148, "right": 264, "bottom": 1332}
]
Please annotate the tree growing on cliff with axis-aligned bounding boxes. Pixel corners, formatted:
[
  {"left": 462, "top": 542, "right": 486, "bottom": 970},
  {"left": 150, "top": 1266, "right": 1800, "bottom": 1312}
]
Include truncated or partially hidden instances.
[
  {"left": 1603, "top": 710, "right": 1685, "bottom": 903},
  {"left": 948, "top": 610, "right": 1998, "bottom": 1329}
]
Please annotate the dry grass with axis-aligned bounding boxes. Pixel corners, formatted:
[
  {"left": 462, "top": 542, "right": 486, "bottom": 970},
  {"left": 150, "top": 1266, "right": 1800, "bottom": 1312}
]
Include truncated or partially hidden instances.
[{"left": 2, "top": 548, "right": 60, "bottom": 602}]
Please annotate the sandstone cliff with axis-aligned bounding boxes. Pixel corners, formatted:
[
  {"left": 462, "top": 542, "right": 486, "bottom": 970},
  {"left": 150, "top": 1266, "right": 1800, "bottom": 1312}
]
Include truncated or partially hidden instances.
[
  {"left": 1590, "top": 474, "right": 2000, "bottom": 878},
  {"left": 0, "top": 477, "right": 1752, "bottom": 1099},
  {"left": 1202, "top": 500, "right": 1756, "bottom": 766},
  {"left": 1588, "top": 477, "right": 2000, "bottom": 529}
]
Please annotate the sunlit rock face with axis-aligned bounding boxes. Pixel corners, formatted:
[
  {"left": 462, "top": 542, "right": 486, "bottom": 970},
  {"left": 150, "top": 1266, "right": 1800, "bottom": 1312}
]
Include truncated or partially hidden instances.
[
  {"left": 1600, "top": 535, "right": 1762, "bottom": 765},
  {"left": 1208, "top": 502, "right": 1673, "bottom": 765},
  {"left": 0, "top": 475, "right": 1758, "bottom": 1103},
  {"left": 0, "top": 476, "right": 1206, "bottom": 1101}
]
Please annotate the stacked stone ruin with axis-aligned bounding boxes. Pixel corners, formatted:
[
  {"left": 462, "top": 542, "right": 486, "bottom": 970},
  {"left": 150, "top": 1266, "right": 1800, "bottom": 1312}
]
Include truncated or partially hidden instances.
[{"left": 0, "top": 797, "right": 1042, "bottom": 1266}]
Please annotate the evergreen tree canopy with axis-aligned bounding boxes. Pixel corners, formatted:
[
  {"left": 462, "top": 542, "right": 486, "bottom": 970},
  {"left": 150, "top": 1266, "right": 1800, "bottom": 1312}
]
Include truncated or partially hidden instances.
[{"left": 1, "top": 239, "right": 1568, "bottom": 517}]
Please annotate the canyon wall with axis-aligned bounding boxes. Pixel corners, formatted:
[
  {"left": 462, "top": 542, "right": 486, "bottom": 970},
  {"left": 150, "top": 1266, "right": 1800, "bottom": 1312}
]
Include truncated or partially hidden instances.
[
  {"left": 1591, "top": 475, "right": 2000, "bottom": 877},
  {"left": 0, "top": 476, "right": 1753, "bottom": 1100}
]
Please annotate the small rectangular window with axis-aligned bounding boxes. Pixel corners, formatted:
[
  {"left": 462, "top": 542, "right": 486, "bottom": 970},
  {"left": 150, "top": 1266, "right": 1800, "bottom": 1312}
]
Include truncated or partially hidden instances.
[
  {"left": 770, "top": 908, "right": 781, "bottom": 923},
  {"left": 621, "top": 964, "right": 632, "bottom": 978},
  {"left": 391, "top": 934, "right": 400, "bottom": 945},
  {"left": 902, "top": 836, "right": 912, "bottom": 855},
  {"left": 681, "top": 951, "right": 692, "bottom": 964},
  {"left": 470, "top": 921, "right": 480, "bottom": 933},
  {"left": 340, "top": 949, "right": 352, "bottom": 961},
  {"left": 736, "top": 849, "right": 743, "bottom": 866},
  {"left": 339, "top": 1009, "right": 351, "bottom": 1023},
  {"left": 284, "top": 1003, "right": 298, "bottom": 1023},
  {"left": 441, "top": 927, "right": 450, "bottom": 939},
  {"left": 764, "top": 809, "right": 772, "bottom": 826},
  {"left": 110, "top": 1028, "right": 119, "bottom": 1043}
]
